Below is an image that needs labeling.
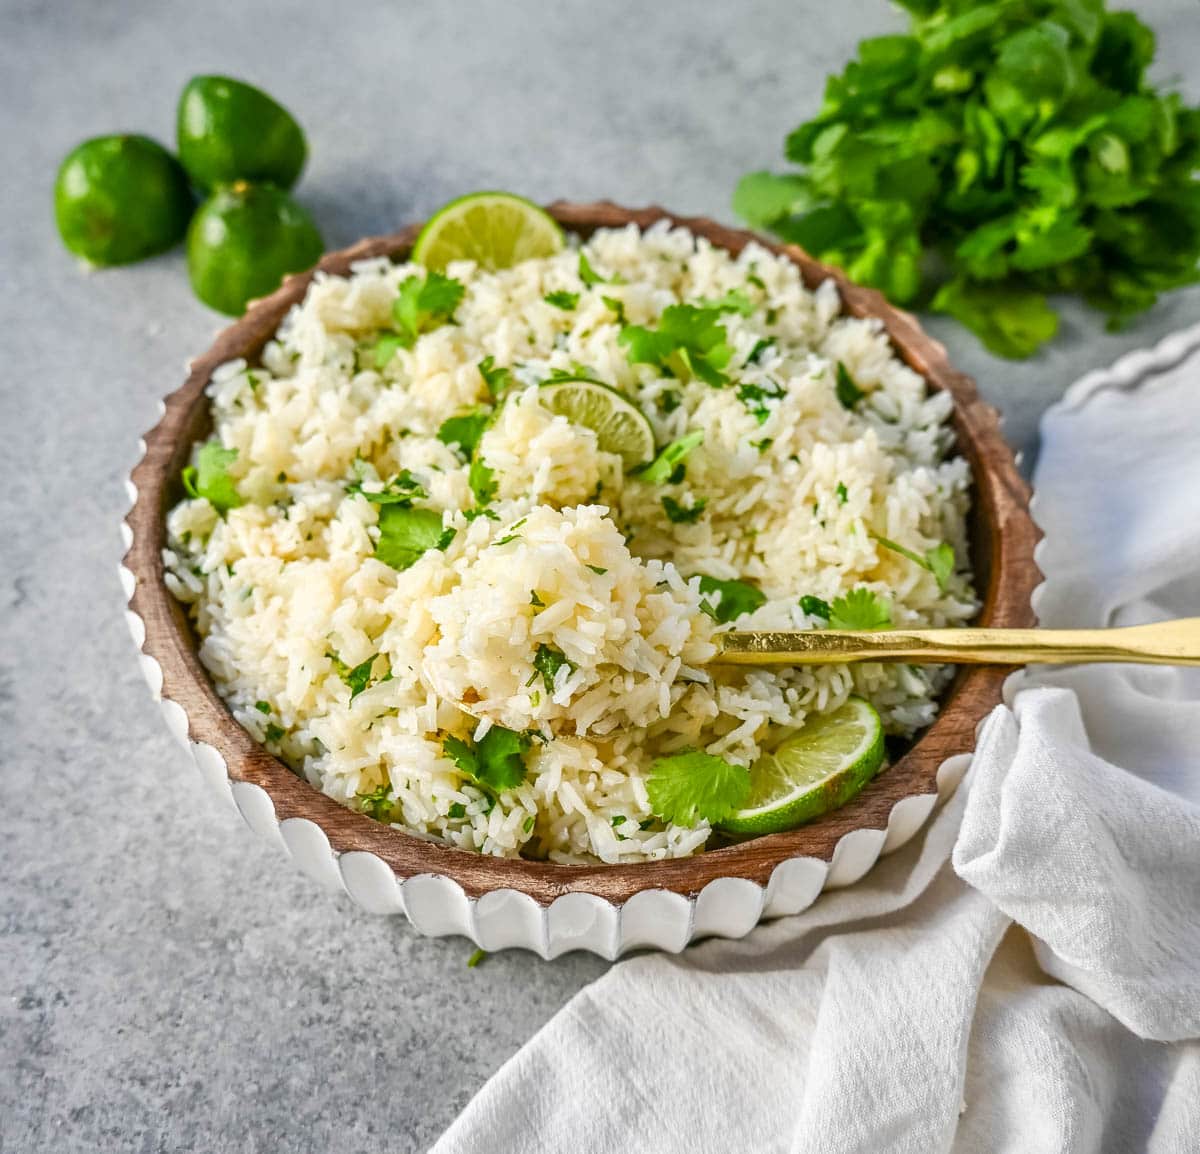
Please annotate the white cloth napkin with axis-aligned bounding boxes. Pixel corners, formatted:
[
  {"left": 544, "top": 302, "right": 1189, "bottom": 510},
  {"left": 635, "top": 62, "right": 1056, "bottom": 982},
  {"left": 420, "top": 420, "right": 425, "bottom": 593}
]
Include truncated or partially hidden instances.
[{"left": 431, "top": 325, "right": 1200, "bottom": 1154}]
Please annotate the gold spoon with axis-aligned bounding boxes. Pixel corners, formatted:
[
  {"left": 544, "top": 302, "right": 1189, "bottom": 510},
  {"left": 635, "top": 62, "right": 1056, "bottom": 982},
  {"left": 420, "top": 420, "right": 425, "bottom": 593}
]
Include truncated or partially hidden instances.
[{"left": 713, "top": 619, "right": 1200, "bottom": 666}]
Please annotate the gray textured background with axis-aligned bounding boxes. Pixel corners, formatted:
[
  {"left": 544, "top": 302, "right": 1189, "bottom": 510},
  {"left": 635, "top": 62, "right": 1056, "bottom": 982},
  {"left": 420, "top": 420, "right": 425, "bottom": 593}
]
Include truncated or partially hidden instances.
[{"left": 2, "top": 1, "right": 1197, "bottom": 1151}]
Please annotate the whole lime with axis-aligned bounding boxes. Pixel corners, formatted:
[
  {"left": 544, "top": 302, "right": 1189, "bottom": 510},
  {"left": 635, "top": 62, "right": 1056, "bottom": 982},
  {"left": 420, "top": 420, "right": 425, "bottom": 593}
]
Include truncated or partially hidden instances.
[
  {"left": 186, "top": 182, "right": 323, "bottom": 315},
  {"left": 177, "top": 76, "right": 307, "bottom": 190},
  {"left": 54, "top": 135, "right": 193, "bottom": 266}
]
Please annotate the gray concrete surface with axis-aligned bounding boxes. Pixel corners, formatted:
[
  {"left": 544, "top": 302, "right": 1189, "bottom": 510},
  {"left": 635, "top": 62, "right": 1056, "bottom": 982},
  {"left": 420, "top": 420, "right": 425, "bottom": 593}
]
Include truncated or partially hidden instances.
[{"left": 2, "top": 1, "right": 1197, "bottom": 1150}]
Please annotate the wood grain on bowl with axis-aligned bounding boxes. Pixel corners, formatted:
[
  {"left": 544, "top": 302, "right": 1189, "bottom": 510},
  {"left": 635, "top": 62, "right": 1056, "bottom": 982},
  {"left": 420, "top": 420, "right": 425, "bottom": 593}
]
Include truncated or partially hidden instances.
[{"left": 123, "top": 202, "right": 1040, "bottom": 907}]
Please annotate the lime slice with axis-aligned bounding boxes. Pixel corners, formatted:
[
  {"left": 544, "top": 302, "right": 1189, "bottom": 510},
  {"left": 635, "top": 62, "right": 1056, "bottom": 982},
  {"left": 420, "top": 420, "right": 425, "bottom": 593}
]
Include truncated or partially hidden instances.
[
  {"left": 413, "top": 191, "right": 564, "bottom": 272},
  {"left": 538, "top": 378, "right": 656, "bottom": 470},
  {"left": 719, "top": 697, "right": 886, "bottom": 835}
]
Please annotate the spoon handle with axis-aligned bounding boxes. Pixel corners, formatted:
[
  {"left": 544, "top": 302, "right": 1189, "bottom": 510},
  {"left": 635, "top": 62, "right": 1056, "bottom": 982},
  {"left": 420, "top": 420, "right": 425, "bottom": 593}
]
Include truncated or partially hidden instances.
[{"left": 714, "top": 618, "right": 1200, "bottom": 666}]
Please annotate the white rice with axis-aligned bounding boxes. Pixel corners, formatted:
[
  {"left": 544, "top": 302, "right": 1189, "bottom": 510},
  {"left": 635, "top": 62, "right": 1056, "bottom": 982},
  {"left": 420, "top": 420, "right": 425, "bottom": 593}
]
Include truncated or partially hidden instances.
[{"left": 163, "top": 222, "right": 976, "bottom": 863}]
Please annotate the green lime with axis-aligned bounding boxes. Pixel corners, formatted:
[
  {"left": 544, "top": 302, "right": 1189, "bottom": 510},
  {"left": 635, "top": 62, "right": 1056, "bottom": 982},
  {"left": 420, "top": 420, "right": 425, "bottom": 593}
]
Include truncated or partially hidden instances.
[
  {"left": 719, "top": 697, "right": 886, "bottom": 835},
  {"left": 537, "top": 378, "right": 656, "bottom": 469},
  {"left": 186, "top": 183, "right": 323, "bottom": 315},
  {"left": 177, "top": 75, "right": 307, "bottom": 190},
  {"left": 54, "top": 135, "right": 193, "bottom": 266},
  {"left": 413, "top": 191, "right": 564, "bottom": 272}
]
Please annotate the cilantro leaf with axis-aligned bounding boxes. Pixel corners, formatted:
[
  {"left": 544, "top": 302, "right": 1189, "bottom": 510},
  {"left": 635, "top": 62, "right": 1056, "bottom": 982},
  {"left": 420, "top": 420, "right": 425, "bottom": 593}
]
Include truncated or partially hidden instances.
[
  {"left": 601, "top": 295, "right": 627, "bottom": 324},
  {"left": 874, "top": 534, "right": 956, "bottom": 591},
  {"left": 181, "top": 441, "right": 242, "bottom": 513},
  {"left": 264, "top": 722, "right": 285, "bottom": 743},
  {"left": 364, "top": 333, "right": 407, "bottom": 370},
  {"left": 662, "top": 495, "right": 707, "bottom": 524},
  {"left": 544, "top": 290, "right": 580, "bottom": 310},
  {"left": 477, "top": 356, "right": 515, "bottom": 400},
  {"left": 932, "top": 279, "right": 1059, "bottom": 360},
  {"left": 437, "top": 409, "right": 491, "bottom": 460},
  {"left": 579, "top": 251, "right": 621, "bottom": 287},
  {"left": 835, "top": 362, "right": 865, "bottom": 409},
  {"left": 468, "top": 457, "right": 497, "bottom": 507},
  {"left": 392, "top": 272, "right": 465, "bottom": 346},
  {"left": 619, "top": 305, "right": 734, "bottom": 387},
  {"left": 444, "top": 726, "right": 531, "bottom": 794},
  {"left": 835, "top": 481, "right": 849, "bottom": 504},
  {"left": 696, "top": 575, "right": 767, "bottom": 623},
  {"left": 374, "top": 505, "right": 454, "bottom": 571},
  {"left": 347, "top": 469, "right": 426, "bottom": 505},
  {"left": 531, "top": 644, "right": 573, "bottom": 694},
  {"left": 586, "top": 564, "right": 608, "bottom": 575},
  {"left": 829, "top": 588, "right": 892, "bottom": 630},
  {"left": 695, "top": 288, "right": 755, "bottom": 316},
  {"left": 357, "top": 782, "right": 396, "bottom": 822},
  {"left": 640, "top": 431, "right": 704, "bottom": 485},
  {"left": 328, "top": 650, "right": 389, "bottom": 701},
  {"left": 737, "top": 380, "right": 784, "bottom": 424},
  {"left": 646, "top": 750, "right": 751, "bottom": 828},
  {"left": 800, "top": 594, "right": 832, "bottom": 619}
]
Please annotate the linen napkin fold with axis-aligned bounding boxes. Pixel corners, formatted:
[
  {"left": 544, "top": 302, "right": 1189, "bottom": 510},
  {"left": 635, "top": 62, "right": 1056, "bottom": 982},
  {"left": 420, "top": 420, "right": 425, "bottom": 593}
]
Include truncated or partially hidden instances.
[{"left": 431, "top": 324, "right": 1200, "bottom": 1154}]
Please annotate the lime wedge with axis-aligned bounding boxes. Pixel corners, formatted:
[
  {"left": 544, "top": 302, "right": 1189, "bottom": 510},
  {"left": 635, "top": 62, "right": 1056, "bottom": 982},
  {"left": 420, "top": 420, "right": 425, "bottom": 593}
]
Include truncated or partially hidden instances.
[
  {"left": 719, "top": 697, "right": 886, "bottom": 835},
  {"left": 537, "top": 378, "right": 656, "bottom": 470},
  {"left": 413, "top": 192, "right": 564, "bottom": 272}
]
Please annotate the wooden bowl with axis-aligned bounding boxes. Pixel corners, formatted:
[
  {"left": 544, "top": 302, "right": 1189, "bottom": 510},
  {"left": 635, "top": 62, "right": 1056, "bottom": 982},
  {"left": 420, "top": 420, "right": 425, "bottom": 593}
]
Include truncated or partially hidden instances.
[{"left": 121, "top": 202, "right": 1039, "bottom": 956}]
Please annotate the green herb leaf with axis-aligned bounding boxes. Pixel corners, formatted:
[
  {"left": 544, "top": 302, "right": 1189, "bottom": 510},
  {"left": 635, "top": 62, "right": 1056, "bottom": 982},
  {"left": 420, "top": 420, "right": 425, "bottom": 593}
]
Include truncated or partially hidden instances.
[
  {"left": 835, "top": 362, "right": 865, "bottom": 409},
  {"left": 619, "top": 305, "right": 734, "bottom": 387},
  {"left": 531, "top": 644, "right": 573, "bottom": 694},
  {"left": 601, "top": 295, "right": 627, "bottom": 324},
  {"left": 393, "top": 271, "right": 465, "bottom": 346},
  {"left": 264, "top": 722, "right": 285, "bottom": 743},
  {"left": 579, "top": 251, "right": 621, "bottom": 287},
  {"left": 695, "top": 288, "right": 756, "bottom": 316},
  {"left": 437, "top": 409, "right": 491, "bottom": 460},
  {"left": 357, "top": 782, "right": 396, "bottom": 822},
  {"left": 829, "top": 588, "right": 892, "bottom": 630},
  {"left": 477, "top": 356, "right": 515, "bottom": 400},
  {"left": 662, "top": 495, "right": 707, "bottom": 524},
  {"left": 544, "top": 290, "right": 580, "bottom": 310},
  {"left": 640, "top": 431, "right": 704, "bottom": 485},
  {"left": 181, "top": 441, "right": 242, "bottom": 513},
  {"left": 468, "top": 457, "right": 497, "bottom": 507},
  {"left": 874, "top": 535, "right": 956, "bottom": 591},
  {"left": 447, "top": 801, "right": 467, "bottom": 819},
  {"left": 646, "top": 750, "right": 751, "bottom": 828},
  {"left": 254, "top": 700, "right": 272, "bottom": 714},
  {"left": 347, "top": 469, "right": 426, "bottom": 505},
  {"left": 374, "top": 505, "right": 454, "bottom": 571},
  {"left": 800, "top": 594, "right": 832, "bottom": 619},
  {"left": 835, "top": 481, "right": 849, "bottom": 504},
  {"left": 696, "top": 575, "right": 767, "bottom": 623},
  {"left": 586, "top": 564, "right": 608, "bottom": 576}
]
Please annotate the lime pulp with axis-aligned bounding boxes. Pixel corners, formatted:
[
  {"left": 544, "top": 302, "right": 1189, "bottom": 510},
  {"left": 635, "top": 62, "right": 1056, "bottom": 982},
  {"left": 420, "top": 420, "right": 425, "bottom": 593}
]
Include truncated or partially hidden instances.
[
  {"left": 413, "top": 191, "right": 564, "bottom": 272},
  {"left": 537, "top": 378, "right": 656, "bottom": 470}
]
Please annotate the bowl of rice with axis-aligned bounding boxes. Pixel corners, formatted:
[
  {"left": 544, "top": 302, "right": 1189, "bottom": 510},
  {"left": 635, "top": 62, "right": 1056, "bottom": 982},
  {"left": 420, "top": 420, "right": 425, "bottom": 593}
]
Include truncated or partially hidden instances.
[{"left": 121, "top": 201, "right": 1038, "bottom": 957}]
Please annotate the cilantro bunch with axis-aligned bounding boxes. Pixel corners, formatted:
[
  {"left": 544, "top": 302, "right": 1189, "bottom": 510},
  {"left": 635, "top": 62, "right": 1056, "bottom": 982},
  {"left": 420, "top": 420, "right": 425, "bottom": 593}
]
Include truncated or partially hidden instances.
[{"left": 734, "top": 0, "right": 1200, "bottom": 358}]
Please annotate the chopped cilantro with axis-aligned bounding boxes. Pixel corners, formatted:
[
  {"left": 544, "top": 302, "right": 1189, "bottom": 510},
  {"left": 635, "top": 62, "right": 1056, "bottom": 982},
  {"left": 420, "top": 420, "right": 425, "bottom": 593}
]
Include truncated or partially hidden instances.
[
  {"left": 468, "top": 457, "right": 497, "bottom": 507},
  {"left": 364, "top": 333, "right": 407, "bottom": 370},
  {"left": 264, "top": 722, "right": 285, "bottom": 743},
  {"left": 835, "top": 362, "right": 865, "bottom": 409},
  {"left": 530, "top": 644, "right": 573, "bottom": 694},
  {"left": 466, "top": 948, "right": 487, "bottom": 968},
  {"left": 737, "top": 380, "right": 784, "bottom": 424},
  {"left": 523, "top": 815, "right": 535, "bottom": 834},
  {"left": 579, "top": 251, "right": 621, "bottom": 287},
  {"left": 495, "top": 516, "right": 527, "bottom": 546},
  {"left": 437, "top": 409, "right": 491, "bottom": 460},
  {"left": 347, "top": 469, "right": 426, "bottom": 506},
  {"left": 254, "top": 700, "right": 271, "bottom": 715},
  {"left": 874, "top": 535, "right": 956, "bottom": 591},
  {"left": 836, "top": 481, "right": 849, "bottom": 505},
  {"left": 611, "top": 815, "right": 627, "bottom": 827},
  {"left": 751, "top": 437, "right": 773, "bottom": 453},
  {"left": 586, "top": 564, "right": 608, "bottom": 576},
  {"left": 829, "top": 588, "right": 892, "bottom": 631},
  {"left": 544, "top": 290, "right": 580, "bottom": 310},
  {"left": 181, "top": 441, "right": 241, "bottom": 513},
  {"left": 447, "top": 801, "right": 467, "bottom": 820},
  {"left": 392, "top": 271, "right": 464, "bottom": 346},
  {"left": 601, "top": 296, "right": 627, "bottom": 324},
  {"left": 477, "top": 356, "right": 515, "bottom": 400},
  {"left": 328, "top": 651, "right": 389, "bottom": 701},
  {"left": 662, "top": 495, "right": 707, "bottom": 524},
  {"left": 464, "top": 506, "right": 500, "bottom": 522},
  {"left": 746, "top": 338, "right": 775, "bottom": 365},
  {"left": 696, "top": 575, "right": 767, "bottom": 623},
  {"left": 444, "top": 726, "right": 531, "bottom": 793},
  {"left": 659, "top": 388, "right": 682, "bottom": 413},
  {"left": 357, "top": 782, "right": 396, "bottom": 822},
  {"left": 640, "top": 430, "right": 704, "bottom": 485},
  {"left": 646, "top": 750, "right": 751, "bottom": 828},
  {"left": 619, "top": 304, "right": 734, "bottom": 387},
  {"left": 530, "top": 590, "right": 546, "bottom": 608},
  {"left": 696, "top": 288, "right": 755, "bottom": 316},
  {"left": 800, "top": 594, "right": 831, "bottom": 619},
  {"left": 374, "top": 505, "right": 455, "bottom": 571}
]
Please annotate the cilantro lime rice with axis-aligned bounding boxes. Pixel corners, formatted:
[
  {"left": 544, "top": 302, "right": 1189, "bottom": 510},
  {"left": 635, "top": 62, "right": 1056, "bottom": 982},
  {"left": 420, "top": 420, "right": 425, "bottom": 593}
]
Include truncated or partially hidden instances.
[{"left": 163, "top": 221, "right": 976, "bottom": 863}]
